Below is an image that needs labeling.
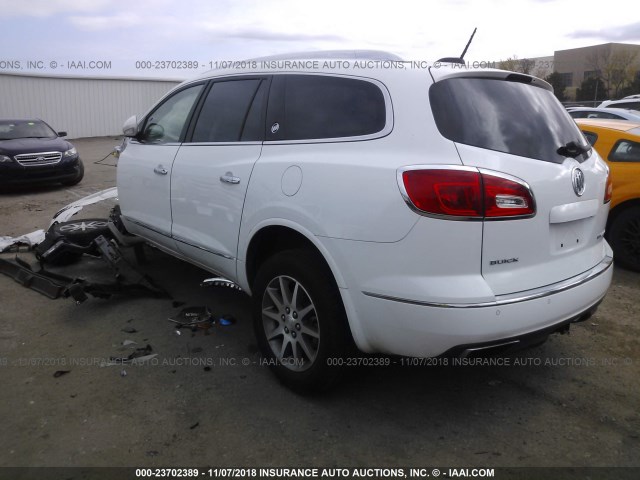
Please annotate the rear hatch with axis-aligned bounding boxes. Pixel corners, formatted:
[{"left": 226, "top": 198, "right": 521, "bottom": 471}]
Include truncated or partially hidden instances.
[{"left": 429, "top": 70, "right": 610, "bottom": 295}]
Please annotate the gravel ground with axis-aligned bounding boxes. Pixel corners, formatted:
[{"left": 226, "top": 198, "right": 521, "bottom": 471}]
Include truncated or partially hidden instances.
[{"left": 0, "top": 137, "right": 638, "bottom": 479}]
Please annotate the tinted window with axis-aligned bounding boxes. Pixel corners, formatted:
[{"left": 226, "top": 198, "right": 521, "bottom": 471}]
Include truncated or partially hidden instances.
[
  {"left": 430, "top": 78, "right": 590, "bottom": 163},
  {"left": 141, "top": 84, "right": 204, "bottom": 144},
  {"left": 582, "top": 131, "right": 598, "bottom": 146},
  {"left": 0, "top": 119, "right": 57, "bottom": 140},
  {"left": 606, "top": 101, "right": 640, "bottom": 111},
  {"left": 191, "top": 79, "right": 264, "bottom": 142},
  {"left": 580, "top": 111, "right": 624, "bottom": 119},
  {"left": 569, "top": 111, "right": 587, "bottom": 119},
  {"left": 609, "top": 139, "right": 640, "bottom": 162},
  {"left": 268, "top": 75, "right": 386, "bottom": 140}
]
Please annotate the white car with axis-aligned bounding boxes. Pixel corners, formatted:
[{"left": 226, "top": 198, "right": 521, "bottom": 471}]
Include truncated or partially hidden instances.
[
  {"left": 116, "top": 52, "right": 613, "bottom": 391},
  {"left": 599, "top": 98, "right": 640, "bottom": 111},
  {"left": 567, "top": 107, "right": 640, "bottom": 122}
]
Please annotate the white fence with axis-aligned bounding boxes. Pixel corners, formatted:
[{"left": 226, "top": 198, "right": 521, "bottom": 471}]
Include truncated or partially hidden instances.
[{"left": 0, "top": 73, "right": 182, "bottom": 138}]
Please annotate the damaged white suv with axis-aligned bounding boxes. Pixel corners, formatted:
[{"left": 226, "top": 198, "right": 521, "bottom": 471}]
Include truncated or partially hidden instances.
[{"left": 116, "top": 52, "right": 613, "bottom": 391}]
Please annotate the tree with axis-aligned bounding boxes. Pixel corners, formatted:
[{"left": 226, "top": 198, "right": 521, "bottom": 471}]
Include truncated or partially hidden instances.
[
  {"left": 620, "top": 72, "right": 640, "bottom": 98},
  {"left": 585, "top": 47, "right": 639, "bottom": 99},
  {"left": 545, "top": 72, "right": 567, "bottom": 102},
  {"left": 576, "top": 77, "right": 607, "bottom": 102},
  {"left": 499, "top": 55, "right": 535, "bottom": 74},
  {"left": 608, "top": 50, "right": 639, "bottom": 98}
]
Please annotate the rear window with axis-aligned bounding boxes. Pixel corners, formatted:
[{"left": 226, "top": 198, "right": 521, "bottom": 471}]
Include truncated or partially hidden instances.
[{"left": 430, "top": 77, "right": 590, "bottom": 163}]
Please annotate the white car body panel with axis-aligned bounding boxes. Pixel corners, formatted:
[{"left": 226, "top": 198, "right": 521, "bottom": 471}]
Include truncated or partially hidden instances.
[
  {"left": 170, "top": 142, "right": 263, "bottom": 279},
  {"left": 116, "top": 59, "right": 613, "bottom": 359}
]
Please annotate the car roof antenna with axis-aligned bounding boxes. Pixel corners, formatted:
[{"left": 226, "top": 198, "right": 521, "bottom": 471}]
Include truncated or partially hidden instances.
[
  {"left": 437, "top": 27, "right": 477, "bottom": 65},
  {"left": 460, "top": 27, "right": 477, "bottom": 60}
]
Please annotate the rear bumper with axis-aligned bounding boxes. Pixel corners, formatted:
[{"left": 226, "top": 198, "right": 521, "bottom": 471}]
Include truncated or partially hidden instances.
[{"left": 344, "top": 248, "right": 613, "bottom": 357}]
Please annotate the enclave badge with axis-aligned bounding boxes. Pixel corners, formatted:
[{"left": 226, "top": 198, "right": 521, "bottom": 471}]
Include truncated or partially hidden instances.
[{"left": 572, "top": 168, "right": 585, "bottom": 197}]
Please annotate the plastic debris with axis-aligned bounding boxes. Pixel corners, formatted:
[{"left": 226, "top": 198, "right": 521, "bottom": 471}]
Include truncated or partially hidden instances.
[
  {"left": 120, "top": 369, "right": 127, "bottom": 377},
  {"left": 102, "top": 344, "right": 157, "bottom": 367},
  {"left": 53, "top": 370, "right": 70, "bottom": 378},
  {"left": 121, "top": 327, "right": 138, "bottom": 334},
  {"left": 189, "top": 422, "right": 200, "bottom": 430},
  {"left": 50, "top": 187, "right": 118, "bottom": 226},
  {"left": 169, "top": 306, "right": 214, "bottom": 333},
  {"left": 218, "top": 314, "right": 236, "bottom": 326},
  {"left": 122, "top": 339, "right": 138, "bottom": 347}
]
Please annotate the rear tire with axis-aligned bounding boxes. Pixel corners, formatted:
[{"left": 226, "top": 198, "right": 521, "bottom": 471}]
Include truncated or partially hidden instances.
[
  {"left": 252, "top": 248, "right": 351, "bottom": 392},
  {"left": 609, "top": 206, "right": 640, "bottom": 272}
]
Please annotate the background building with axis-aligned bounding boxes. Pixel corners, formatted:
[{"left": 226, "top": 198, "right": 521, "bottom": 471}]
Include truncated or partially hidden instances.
[
  {"left": 0, "top": 73, "right": 181, "bottom": 138},
  {"left": 554, "top": 43, "right": 640, "bottom": 101}
]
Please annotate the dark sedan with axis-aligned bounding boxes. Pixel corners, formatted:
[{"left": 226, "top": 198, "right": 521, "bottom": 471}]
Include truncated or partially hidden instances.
[{"left": 0, "top": 119, "right": 84, "bottom": 187}]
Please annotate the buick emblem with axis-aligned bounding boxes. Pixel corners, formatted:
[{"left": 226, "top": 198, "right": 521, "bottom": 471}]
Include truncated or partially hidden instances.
[
  {"left": 572, "top": 168, "right": 585, "bottom": 197},
  {"left": 36, "top": 156, "right": 45, "bottom": 162}
]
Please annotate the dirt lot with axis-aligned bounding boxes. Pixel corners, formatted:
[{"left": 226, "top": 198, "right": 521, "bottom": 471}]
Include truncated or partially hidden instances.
[{"left": 0, "top": 138, "right": 639, "bottom": 476}]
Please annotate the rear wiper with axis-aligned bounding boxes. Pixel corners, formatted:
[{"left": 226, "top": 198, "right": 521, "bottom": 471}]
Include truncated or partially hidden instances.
[{"left": 557, "top": 141, "right": 589, "bottom": 158}]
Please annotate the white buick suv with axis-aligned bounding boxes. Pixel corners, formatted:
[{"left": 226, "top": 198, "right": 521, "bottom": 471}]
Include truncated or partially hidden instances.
[{"left": 116, "top": 52, "right": 614, "bottom": 391}]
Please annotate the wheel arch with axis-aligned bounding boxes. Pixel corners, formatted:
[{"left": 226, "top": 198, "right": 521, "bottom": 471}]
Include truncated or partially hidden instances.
[
  {"left": 242, "top": 221, "right": 347, "bottom": 293},
  {"left": 607, "top": 198, "right": 640, "bottom": 232},
  {"left": 239, "top": 221, "right": 372, "bottom": 353}
]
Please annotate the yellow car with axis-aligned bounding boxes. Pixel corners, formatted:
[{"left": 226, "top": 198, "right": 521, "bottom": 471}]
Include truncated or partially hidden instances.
[{"left": 576, "top": 118, "right": 640, "bottom": 271}]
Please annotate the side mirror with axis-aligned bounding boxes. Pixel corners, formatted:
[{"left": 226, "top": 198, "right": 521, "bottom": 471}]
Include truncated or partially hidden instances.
[
  {"left": 122, "top": 115, "right": 139, "bottom": 137},
  {"left": 57, "top": 131, "right": 68, "bottom": 137}
]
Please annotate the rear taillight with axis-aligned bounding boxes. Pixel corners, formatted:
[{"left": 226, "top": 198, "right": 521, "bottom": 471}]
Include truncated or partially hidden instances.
[
  {"left": 400, "top": 167, "right": 535, "bottom": 220},
  {"left": 604, "top": 171, "right": 613, "bottom": 204}
]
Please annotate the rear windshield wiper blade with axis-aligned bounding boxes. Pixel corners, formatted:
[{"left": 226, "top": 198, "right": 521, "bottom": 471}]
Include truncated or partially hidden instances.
[{"left": 557, "top": 141, "right": 589, "bottom": 158}]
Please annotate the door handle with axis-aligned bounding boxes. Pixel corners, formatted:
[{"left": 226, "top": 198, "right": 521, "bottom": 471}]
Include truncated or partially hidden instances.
[
  {"left": 153, "top": 165, "right": 168, "bottom": 175},
  {"left": 220, "top": 172, "right": 240, "bottom": 184}
]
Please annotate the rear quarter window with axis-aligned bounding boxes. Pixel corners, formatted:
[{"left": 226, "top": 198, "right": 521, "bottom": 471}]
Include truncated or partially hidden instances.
[
  {"left": 609, "top": 139, "right": 640, "bottom": 162},
  {"left": 582, "top": 130, "right": 598, "bottom": 146},
  {"left": 266, "top": 75, "right": 386, "bottom": 141}
]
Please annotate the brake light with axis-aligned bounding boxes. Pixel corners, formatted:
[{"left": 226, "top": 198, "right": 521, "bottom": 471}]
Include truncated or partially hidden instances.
[
  {"left": 604, "top": 172, "right": 613, "bottom": 204},
  {"left": 401, "top": 167, "right": 535, "bottom": 219},
  {"left": 401, "top": 169, "right": 482, "bottom": 217}
]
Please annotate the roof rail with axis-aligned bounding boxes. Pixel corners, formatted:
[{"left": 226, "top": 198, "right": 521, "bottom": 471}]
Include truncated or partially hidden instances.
[{"left": 247, "top": 50, "right": 404, "bottom": 62}]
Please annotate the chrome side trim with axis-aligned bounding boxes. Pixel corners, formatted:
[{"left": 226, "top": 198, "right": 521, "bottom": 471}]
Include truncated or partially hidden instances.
[
  {"left": 362, "top": 254, "right": 613, "bottom": 309},
  {"left": 124, "top": 217, "right": 235, "bottom": 260},
  {"left": 125, "top": 217, "right": 170, "bottom": 237},
  {"left": 172, "top": 235, "right": 235, "bottom": 260}
]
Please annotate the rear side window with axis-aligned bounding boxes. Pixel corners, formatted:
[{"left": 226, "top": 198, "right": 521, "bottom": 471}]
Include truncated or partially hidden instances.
[
  {"left": 606, "top": 101, "right": 640, "bottom": 111},
  {"left": 609, "top": 139, "right": 640, "bottom": 162},
  {"left": 267, "top": 75, "right": 386, "bottom": 141},
  {"left": 582, "top": 131, "right": 598, "bottom": 146},
  {"left": 430, "top": 78, "right": 590, "bottom": 163},
  {"left": 191, "top": 79, "right": 265, "bottom": 142}
]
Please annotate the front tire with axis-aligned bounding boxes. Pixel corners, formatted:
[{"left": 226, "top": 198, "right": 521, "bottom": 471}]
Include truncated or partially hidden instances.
[
  {"left": 609, "top": 206, "right": 640, "bottom": 272},
  {"left": 252, "top": 249, "right": 351, "bottom": 392}
]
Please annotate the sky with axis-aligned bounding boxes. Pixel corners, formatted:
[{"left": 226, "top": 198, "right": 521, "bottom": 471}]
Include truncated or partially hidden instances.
[{"left": 1, "top": 0, "right": 639, "bottom": 79}]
